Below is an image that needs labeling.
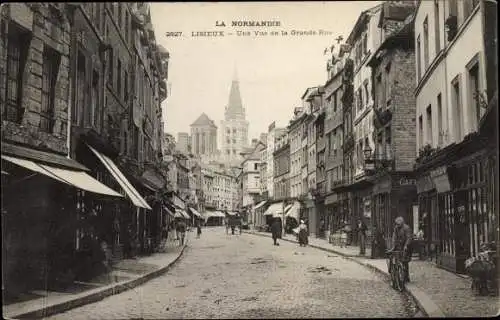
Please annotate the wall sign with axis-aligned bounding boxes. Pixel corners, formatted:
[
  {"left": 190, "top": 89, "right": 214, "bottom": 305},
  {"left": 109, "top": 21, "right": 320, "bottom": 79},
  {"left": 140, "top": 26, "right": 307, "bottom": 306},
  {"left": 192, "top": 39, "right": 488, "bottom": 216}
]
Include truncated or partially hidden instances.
[{"left": 399, "top": 178, "right": 416, "bottom": 186}]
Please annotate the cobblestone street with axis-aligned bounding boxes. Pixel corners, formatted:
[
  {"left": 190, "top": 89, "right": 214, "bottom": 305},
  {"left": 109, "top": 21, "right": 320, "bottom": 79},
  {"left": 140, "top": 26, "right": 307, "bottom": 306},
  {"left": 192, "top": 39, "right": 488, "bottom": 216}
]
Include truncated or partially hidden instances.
[{"left": 47, "top": 227, "right": 418, "bottom": 319}]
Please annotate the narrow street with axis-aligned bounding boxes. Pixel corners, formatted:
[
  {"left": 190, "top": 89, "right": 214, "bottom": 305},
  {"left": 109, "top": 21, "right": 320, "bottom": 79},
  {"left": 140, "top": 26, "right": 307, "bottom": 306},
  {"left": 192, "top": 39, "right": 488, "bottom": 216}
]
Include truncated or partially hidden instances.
[{"left": 47, "top": 227, "right": 418, "bottom": 319}]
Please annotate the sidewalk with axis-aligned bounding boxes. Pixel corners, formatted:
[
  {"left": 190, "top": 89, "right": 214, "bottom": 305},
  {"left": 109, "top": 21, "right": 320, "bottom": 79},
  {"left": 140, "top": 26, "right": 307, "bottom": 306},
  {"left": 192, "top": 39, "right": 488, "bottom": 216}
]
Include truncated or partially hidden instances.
[
  {"left": 3, "top": 237, "right": 189, "bottom": 320},
  {"left": 245, "top": 230, "right": 499, "bottom": 318}
]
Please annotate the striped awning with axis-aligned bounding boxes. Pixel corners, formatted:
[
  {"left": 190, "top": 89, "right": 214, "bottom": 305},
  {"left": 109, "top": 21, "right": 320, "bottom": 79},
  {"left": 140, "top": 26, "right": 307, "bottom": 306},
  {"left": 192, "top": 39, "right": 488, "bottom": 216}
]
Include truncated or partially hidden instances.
[
  {"left": 264, "top": 202, "right": 283, "bottom": 216},
  {"left": 254, "top": 201, "right": 267, "bottom": 210},
  {"left": 189, "top": 207, "right": 202, "bottom": 218},
  {"left": 87, "top": 144, "right": 151, "bottom": 210}
]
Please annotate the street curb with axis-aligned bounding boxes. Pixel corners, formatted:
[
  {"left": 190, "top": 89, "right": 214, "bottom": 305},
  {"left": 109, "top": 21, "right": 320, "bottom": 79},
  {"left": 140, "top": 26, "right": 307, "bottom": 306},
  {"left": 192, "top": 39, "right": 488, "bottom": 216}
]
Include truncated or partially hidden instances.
[
  {"left": 243, "top": 231, "right": 446, "bottom": 318},
  {"left": 9, "top": 242, "right": 188, "bottom": 320}
]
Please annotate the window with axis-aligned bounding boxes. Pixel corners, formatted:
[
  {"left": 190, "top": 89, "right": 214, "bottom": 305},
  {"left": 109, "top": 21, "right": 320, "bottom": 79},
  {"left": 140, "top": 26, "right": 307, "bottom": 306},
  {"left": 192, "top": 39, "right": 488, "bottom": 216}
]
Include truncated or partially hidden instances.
[
  {"left": 118, "top": 3, "right": 122, "bottom": 28},
  {"left": 40, "top": 47, "right": 60, "bottom": 133},
  {"left": 124, "top": 11, "right": 129, "bottom": 44},
  {"left": 437, "top": 94, "right": 444, "bottom": 146},
  {"left": 4, "top": 25, "right": 29, "bottom": 123},
  {"left": 376, "top": 74, "right": 383, "bottom": 108},
  {"left": 423, "top": 17, "right": 429, "bottom": 69},
  {"left": 92, "top": 71, "right": 99, "bottom": 128},
  {"left": 332, "top": 92, "right": 337, "bottom": 112},
  {"left": 117, "top": 59, "right": 122, "bottom": 97},
  {"left": 426, "top": 105, "right": 433, "bottom": 146},
  {"left": 385, "top": 64, "right": 391, "bottom": 106},
  {"left": 468, "top": 62, "right": 481, "bottom": 130},
  {"left": 385, "top": 126, "right": 392, "bottom": 160},
  {"left": 364, "top": 81, "right": 370, "bottom": 107},
  {"left": 434, "top": 0, "right": 441, "bottom": 52},
  {"left": 452, "top": 77, "right": 462, "bottom": 141},
  {"left": 74, "top": 52, "right": 86, "bottom": 126},
  {"left": 418, "top": 115, "right": 423, "bottom": 149},
  {"left": 108, "top": 48, "right": 114, "bottom": 85},
  {"left": 357, "top": 88, "right": 363, "bottom": 111},
  {"left": 363, "top": 34, "right": 368, "bottom": 54},
  {"left": 124, "top": 71, "right": 128, "bottom": 101},
  {"left": 463, "top": 0, "right": 476, "bottom": 21},
  {"left": 133, "top": 125, "right": 140, "bottom": 159},
  {"left": 416, "top": 35, "right": 421, "bottom": 81}
]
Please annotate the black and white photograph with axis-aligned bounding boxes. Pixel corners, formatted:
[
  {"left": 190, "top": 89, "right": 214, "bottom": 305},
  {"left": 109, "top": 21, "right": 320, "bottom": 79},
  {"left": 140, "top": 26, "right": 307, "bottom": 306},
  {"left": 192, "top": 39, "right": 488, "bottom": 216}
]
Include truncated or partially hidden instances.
[{"left": 1, "top": 1, "right": 499, "bottom": 319}]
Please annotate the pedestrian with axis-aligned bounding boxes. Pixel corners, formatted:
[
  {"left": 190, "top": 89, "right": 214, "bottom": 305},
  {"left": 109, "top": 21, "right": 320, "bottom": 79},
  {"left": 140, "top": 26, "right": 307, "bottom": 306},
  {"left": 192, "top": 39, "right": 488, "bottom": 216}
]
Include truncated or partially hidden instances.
[
  {"left": 388, "top": 216, "right": 413, "bottom": 282},
  {"left": 271, "top": 218, "right": 281, "bottom": 246},
  {"left": 356, "top": 218, "right": 368, "bottom": 255},
  {"left": 298, "top": 220, "right": 308, "bottom": 247},
  {"left": 340, "top": 223, "right": 348, "bottom": 248},
  {"left": 197, "top": 222, "right": 202, "bottom": 239},
  {"left": 177, "top": 220, "right": 187, "bottom": 246}
]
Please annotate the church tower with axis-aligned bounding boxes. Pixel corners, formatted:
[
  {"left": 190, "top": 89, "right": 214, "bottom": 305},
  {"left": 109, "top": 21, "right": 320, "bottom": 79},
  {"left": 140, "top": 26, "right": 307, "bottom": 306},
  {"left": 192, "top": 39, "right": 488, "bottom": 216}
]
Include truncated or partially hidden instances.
[{"left": 220, "top": 69, "right": 249, "bottom": 165}]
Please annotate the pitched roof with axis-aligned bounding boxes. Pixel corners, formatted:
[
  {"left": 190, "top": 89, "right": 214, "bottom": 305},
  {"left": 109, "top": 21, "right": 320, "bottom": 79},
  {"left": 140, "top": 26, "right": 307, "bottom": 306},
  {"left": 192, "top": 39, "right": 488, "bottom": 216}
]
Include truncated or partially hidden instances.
[{"left": 190, "top": 113, "right": 217, "bottom": 127}]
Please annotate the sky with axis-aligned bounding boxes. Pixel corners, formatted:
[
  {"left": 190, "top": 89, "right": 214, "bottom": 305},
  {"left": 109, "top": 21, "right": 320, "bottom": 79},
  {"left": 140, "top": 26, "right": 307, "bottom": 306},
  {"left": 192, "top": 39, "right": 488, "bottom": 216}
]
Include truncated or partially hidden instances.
[{"left": 150, "top": 1, "right": 380, "bottom": 143}]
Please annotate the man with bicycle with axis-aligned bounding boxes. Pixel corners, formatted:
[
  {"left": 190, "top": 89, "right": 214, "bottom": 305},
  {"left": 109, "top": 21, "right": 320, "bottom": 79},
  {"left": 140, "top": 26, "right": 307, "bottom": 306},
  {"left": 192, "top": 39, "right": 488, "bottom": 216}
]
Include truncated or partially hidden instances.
[{"left": 388, "top": 216, "right": 412, "bottom": 283}]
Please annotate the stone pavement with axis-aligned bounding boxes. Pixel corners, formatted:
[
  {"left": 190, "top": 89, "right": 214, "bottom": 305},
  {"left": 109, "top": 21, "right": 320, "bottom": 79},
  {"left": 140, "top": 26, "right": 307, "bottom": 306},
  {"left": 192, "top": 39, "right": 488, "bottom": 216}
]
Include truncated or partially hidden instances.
[
  {"left": 3, "top": 237, "right": 188, "bottom": 320},
  {"left": 45, "top": 227, "right": 419, "bottom": 319},
  {"left": 245, "top": 230, "right": 500, "bottom": 318}
]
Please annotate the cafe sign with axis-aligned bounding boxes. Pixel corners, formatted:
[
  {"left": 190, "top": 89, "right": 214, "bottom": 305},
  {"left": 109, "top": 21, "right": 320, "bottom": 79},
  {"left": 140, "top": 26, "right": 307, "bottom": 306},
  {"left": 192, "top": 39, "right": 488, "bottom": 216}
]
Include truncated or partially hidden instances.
[{"left": 399, "top": 178, "right": 416, "bottom": 186}]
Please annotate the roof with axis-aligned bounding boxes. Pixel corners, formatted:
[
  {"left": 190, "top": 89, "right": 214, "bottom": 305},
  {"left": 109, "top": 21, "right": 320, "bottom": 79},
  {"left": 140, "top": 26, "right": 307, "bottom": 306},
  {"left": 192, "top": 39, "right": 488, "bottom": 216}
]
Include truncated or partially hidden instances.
[
  {"left": 378, "top": 2, "right": 416, "bottom": 28},
  {"left": 346, "top": 3, "right": 382, "bottom": 45},
  {"left": 191, "top": 113, "right": 217, "bottom": 127},
  {"left": 367, "top": 18, "right": 414, "bottom": 68}
]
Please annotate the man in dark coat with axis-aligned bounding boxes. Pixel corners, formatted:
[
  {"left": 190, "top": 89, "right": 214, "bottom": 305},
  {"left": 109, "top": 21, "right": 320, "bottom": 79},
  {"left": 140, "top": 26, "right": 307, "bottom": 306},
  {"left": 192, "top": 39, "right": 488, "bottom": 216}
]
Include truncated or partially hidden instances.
[
  {"left": 356, "top": 219, "right": 368, "bottom": 255},
  {"left": 389, "top": 216, "right": 413, "bottom": 282},
  {"left": 271, "top": 218, "right": 281, "bottom": 246}
]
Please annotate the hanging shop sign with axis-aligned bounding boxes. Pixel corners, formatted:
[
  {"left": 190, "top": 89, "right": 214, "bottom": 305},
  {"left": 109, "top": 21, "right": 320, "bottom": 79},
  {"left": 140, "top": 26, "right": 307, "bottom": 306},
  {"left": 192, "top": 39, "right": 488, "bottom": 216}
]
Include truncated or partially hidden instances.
[
  {"left": 416, "top": 175, "right": 435, "bottom": 193},
  {"left": 430, "top": 166, "right": 451, "bottom": 193}
]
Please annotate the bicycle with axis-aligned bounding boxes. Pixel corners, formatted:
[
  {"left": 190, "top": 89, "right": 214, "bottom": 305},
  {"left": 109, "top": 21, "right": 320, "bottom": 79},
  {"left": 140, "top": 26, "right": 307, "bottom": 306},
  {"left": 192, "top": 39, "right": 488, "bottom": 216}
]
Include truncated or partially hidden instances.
[{"left": 386, "top": 250, "right": 407, "bottom": 292}]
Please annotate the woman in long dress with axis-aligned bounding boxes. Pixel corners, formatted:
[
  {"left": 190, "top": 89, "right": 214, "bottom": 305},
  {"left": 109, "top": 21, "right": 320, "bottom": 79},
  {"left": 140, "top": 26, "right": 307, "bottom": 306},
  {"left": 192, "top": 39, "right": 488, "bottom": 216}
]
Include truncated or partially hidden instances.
[{"left": 298, "top": 220, "right": 308, "bottom": 247}]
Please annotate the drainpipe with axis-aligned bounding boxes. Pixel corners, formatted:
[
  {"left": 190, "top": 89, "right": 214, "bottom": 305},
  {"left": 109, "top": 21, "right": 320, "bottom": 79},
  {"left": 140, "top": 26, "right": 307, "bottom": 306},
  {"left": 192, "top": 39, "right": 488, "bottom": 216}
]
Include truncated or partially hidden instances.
[{"left": 66, "top": 16, "right": 76, "bottom": 159}]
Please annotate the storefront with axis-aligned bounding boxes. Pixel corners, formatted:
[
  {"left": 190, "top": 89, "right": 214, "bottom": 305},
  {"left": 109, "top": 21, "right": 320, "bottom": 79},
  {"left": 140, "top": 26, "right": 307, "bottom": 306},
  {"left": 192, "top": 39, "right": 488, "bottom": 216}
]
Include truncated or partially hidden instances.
[
  {"left": 371, "top": 173, "right": 417, "bottom": 248},
  {"left": 416, "top": 132, "right": 497, "bottom": 274},
  {"left": 324, "top": 192, "right": 349, "bottom": 235},
  {"left": 1, "top": 142, "right": 124, "bottom": 294}
]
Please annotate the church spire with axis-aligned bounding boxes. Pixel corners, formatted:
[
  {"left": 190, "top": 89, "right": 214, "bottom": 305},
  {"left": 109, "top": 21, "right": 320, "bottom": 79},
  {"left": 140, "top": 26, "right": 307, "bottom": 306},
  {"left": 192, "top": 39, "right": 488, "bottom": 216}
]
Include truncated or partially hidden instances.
[{"left": 225, "top": 69, "right": 245, "bottom": 121}]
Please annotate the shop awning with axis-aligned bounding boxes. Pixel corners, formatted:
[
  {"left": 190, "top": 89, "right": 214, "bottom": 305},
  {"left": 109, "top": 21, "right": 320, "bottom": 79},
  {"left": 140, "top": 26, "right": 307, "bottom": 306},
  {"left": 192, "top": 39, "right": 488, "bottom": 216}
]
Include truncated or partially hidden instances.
[
  {"left": 215, "top": 211, "right": 226, "bottom": 217},
  {"left": 285, "top": 201, "right": 301, "bottom": 221},
  {"left": 164, "top": 206, "right": 175, "bottom": 217},
  {"left": 284, "top": 204, "right": 293, "bottom": 213},
  {"left": 87, "top": 144, "right": 152, "bottom": 210},
  {"left": 189, "top": 207, "right": 202, "bottom": 218},
  {"left": 226, "top": 211, "right": 237, "bottom": 216},
  {"left": 264, "top": 202, "right": 283, "bottom": 216},
  {"left": 1, "top": 155, "right": 123, "bottom": 197},
  {"left": 174, "top": 210, "right": 190, "bottom": 219},
  {"left": 254, "top": 201, "right": 267, "bottom": 210},
  {"left": 1, "top": 170, "right": 10, "bottom": 175}
]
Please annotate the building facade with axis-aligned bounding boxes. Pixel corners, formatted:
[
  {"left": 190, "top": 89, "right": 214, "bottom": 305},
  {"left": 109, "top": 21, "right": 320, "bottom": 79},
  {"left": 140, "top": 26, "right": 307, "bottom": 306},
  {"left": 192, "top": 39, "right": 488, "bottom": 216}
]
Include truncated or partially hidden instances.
[
  {"left": 241, "top": 142, "right": 265, "bottom": 207},
  {"left": 1, "top": 3, "right": 169, "bottom": 296},
  {"left": 266, "top": 122, "right": 286, "bottom": 198},
  {"left": 190, "top": 113, "right": 217, "bottom": 157},
  {"left": 176, "top": 132, "right": 190, "bottom": 153},
  {"left": 323, "top": 44, "right": 348, "bottom": 236},
  {"left": 367, "top": 2, "right": 417, "bottom": 251},
  {"left": 273, "top": 132, "right": 290, "bottom": 201},
  {"left": 413, "top": 0, "right": 497, "bottom": 273},
  {"left": 288, "top": 108, "right": 307, "bottom": 199}
]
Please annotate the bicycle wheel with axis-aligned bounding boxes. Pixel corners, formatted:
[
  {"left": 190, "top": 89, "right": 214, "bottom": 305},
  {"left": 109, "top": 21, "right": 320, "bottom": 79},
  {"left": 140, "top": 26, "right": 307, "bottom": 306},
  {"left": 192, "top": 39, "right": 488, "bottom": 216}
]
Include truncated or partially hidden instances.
[{"left": 396, "top": 263, "right": 406, "bottom": 292}]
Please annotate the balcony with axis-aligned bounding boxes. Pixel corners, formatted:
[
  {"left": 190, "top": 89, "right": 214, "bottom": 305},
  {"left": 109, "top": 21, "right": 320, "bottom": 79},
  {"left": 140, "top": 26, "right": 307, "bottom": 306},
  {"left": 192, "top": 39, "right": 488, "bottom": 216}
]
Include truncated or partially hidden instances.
[{"left": 373, "top": 106, "right": 393, "bottom": 128}]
